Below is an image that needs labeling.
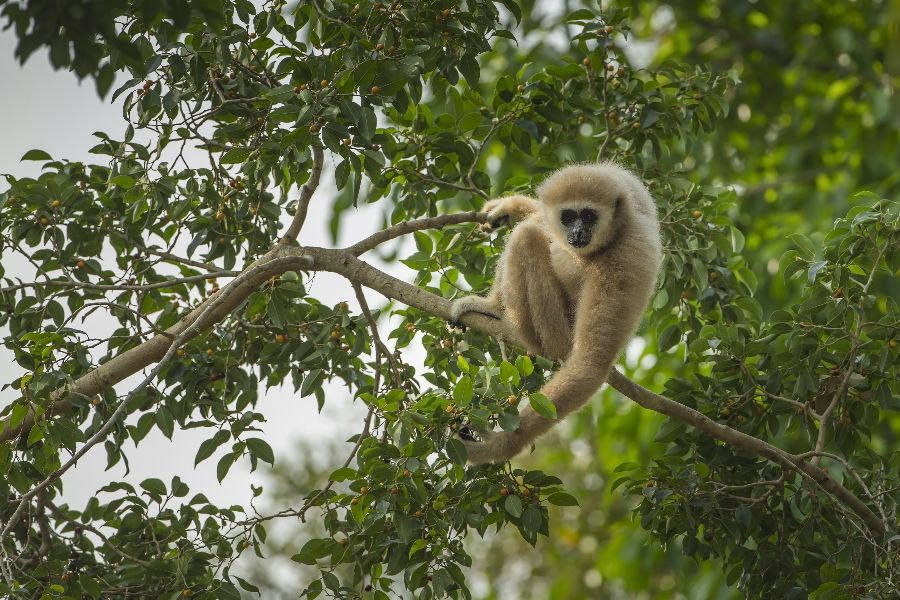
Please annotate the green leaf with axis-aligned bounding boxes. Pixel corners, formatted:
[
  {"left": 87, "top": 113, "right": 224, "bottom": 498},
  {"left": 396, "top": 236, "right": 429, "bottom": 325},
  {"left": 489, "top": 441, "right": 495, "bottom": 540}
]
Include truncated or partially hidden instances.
[
  {"left": 787, "top": 233, "right": 816, "bottom": 258},
  {"left": 246, "top": 438, "right": 275, "bottom": 465},
  {"left": 808, "top": 260, "right": 828, "bottom": 283},
  {"left": 499, "top": 360, "right": 520, "bottom": 385},
  {"left": 216, "top": 452, "right": 237, "bottom": 483},
  {"left": 20, "top": 149, "right": 52, "bottom": 161},
  {"left": 515, "top": 355, "right": 534, "bottom": 376},
  {"left": 446, "top": 438, "right": 467, "bottom": 466},
  {"left": 546, "top": 492, "right": 579, "bottom": 506},
  {"left": 195, "top": 430, "right": 230, "bottom": 466},
  {"left": 329, "top": 467, "right": 356, "bottom": 481},
  {"left": 140, "top": 478, "right": 167, "bottom": 497},
  {"left": 453, "top": 375, "right": 474, "bottom": 406},
  {"left": 221, "top": 147, "right": 251, "bottom": 164},
  {"left": 109, "top": 174, "right": 136, "bottom": 188},
  {"left": 504, "top": 494, "right": 523, "bottom": 517},
  {"left": 528, "top": 393, "right": 557, "bottom": 419}
]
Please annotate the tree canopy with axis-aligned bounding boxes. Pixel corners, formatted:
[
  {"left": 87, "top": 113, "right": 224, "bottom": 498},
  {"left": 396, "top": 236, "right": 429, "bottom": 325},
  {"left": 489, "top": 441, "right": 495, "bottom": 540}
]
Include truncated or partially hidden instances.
[{"left": 0, "top": 1, "right": 897, "bottom": 599}]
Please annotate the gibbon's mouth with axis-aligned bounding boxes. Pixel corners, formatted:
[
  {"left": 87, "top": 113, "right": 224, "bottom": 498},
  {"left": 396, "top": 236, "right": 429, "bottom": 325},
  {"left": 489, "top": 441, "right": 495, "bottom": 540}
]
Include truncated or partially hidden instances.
[{"left": 568, "top": 235, "right": 590, "bottom": 248}]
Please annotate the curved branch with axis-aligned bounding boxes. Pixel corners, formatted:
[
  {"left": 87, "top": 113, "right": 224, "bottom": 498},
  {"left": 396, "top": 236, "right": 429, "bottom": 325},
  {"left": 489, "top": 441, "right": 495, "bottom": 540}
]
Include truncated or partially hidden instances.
[
  {"left": 282, "top": 145, "right": 325, "bottom": 243},
  {"left": 303, "top": 246, "right": 887, "bottom": 536},
  {"left": 348, "top": 212, "right": 488, "bottom": 256},
  {"left": 1, "top": 212, "right": 885, "bottom": 538}
]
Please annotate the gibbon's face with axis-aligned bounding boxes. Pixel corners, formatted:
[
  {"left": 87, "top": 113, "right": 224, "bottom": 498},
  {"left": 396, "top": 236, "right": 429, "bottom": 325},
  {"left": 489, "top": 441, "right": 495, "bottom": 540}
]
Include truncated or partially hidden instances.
[{"left": 548, "top": 198, "right": 620, "bottom": 255}]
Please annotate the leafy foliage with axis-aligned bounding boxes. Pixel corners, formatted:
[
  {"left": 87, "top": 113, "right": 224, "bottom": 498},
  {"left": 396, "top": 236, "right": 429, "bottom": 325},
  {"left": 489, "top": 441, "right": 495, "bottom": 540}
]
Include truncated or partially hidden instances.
[{"left": 0, "top": 1, "right": 897, "bottom": 599}]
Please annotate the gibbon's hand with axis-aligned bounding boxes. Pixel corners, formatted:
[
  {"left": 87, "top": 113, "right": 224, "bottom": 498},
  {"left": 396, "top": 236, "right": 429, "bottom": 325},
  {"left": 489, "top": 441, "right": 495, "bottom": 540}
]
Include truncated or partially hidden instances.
[{"left": 480, "top": 198, "right": 513, "bottom": 232}]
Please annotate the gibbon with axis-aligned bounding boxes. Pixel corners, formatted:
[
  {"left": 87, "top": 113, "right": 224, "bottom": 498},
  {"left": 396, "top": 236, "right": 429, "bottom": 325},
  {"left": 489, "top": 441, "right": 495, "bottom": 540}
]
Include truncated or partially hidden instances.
[{"left": 450, "top": 163, "right": 662, "bottom": 463}]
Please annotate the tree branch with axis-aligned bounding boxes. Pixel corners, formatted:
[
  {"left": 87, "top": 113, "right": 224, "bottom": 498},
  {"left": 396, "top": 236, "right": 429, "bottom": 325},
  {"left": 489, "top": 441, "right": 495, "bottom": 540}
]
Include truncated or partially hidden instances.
[
  {"left": 282, "top": 145, "right": 325, "bottom": 243},
  {"left": 348, "top": 212, "right": 488, "bottom": 256},
  {"left": 1, "top": 213, "right": 886, "bottom": 539},
  {"left": 301, "top": 245, "right": 888, "bottom": 536}
]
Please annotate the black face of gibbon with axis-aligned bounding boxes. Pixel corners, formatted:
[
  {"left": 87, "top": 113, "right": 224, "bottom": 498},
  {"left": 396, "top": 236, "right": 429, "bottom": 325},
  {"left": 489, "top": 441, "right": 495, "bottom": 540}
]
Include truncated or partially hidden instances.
[{"left": 559, "top": 208, "right": 598, "bottom": 248}]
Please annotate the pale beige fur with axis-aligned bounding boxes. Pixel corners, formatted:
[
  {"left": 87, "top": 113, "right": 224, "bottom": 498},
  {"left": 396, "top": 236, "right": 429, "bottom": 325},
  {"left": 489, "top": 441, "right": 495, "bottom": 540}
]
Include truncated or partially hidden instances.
[{"left": 450, "top": 163, "right": 662, "bottom": 463}]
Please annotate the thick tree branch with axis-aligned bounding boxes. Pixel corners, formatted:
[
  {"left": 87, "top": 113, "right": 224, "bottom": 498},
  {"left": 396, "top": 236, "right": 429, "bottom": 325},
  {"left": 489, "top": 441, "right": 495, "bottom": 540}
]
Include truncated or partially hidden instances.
[
  {"left": 1, "top": 214, "right": 886, "bottom": 539},
  {"left": 0, "top": 254, "right": 310, "bottom": 444}
]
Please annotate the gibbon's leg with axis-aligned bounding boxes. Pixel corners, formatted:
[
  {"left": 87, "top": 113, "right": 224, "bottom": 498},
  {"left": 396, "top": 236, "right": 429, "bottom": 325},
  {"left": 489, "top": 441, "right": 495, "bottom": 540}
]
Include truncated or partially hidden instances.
[{"left": 500, "top": 221, "right": 572, "bottom": 359}]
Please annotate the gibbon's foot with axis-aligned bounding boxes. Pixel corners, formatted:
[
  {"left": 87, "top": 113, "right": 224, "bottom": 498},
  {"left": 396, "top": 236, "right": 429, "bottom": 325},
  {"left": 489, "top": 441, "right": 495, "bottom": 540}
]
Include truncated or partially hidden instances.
[
  {"left": 457, "top": 423, "right": 479, "bottom": 442},
  {"left": 449, "top": 296, "right": 502, "bottom": 330},
  {"left": 460, "top": 430, "right": 531, "bottom": 464}
]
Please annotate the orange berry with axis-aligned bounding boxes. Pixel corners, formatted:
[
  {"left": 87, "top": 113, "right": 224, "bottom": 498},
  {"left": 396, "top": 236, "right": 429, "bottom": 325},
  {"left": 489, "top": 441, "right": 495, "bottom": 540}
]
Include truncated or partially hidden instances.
[
  {"left": 371, "top": 85, "right": 381, "bottom": 95},
  {"left": 692, "top": 210, "right": 702, "bottom": 219},
  {"left": 582, "top": 57, "right": 591, "bottom": 67},
  {"left": 76, "top": 259, "right": 86, "bottom": 269}
]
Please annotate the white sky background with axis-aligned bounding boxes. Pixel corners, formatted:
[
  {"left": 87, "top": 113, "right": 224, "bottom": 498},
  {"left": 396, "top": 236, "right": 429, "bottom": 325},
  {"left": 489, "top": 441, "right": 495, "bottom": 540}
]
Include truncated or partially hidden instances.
[{"left": 0, "top": 27, "right": 426, "bottom": 518}]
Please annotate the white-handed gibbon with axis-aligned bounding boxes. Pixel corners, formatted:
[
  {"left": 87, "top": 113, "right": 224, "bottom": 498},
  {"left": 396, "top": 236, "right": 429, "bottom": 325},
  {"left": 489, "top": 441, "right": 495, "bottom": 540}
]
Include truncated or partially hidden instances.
[{"left": 450, "top": 163, "right": 662, "bottom": 463}]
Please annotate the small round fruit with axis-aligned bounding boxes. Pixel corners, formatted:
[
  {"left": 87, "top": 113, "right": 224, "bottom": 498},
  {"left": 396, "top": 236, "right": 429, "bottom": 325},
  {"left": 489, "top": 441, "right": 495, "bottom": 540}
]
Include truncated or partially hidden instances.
[
  {"left": 391, "top": 486, "right": 400, "bottom": 495},
  {"left": 50, "top": 199, "right": 61, "bottom": 209},
  {"left": 360, "top": 485, "right": 370, "bottom": 494},
  {"left": 330, "top": 329, "right": 342, "bottom": 341},
  {"left": 206, "top": 348, "right": 214, "bottom": 357},
  {"left": 39, "top": 216, "right": 49, "bottom": 226},
  {"left": 414, "top": 510, "right": 424, "bottom": 517},
  {"left": 351, "top": 498, "right": 359, "bottom": 505},
  {"left": 405, "top": 323, "right": 415, "bottom": 332},
  {"left": 76, "top": 259, "right": 86, "bottom": 269},
  {"left": 517, "top": 84, "right": 525, "bottom": 93},
  {"left": 507, "top": 395, "right": 517, "bottom": 405},
  {"left": 692, "top": 210, "right": 702, "bottom": 219},
  {"left": 176, "top": 348, "right": 186, "bottom": 357},
  {"left": 181, "top": 590, "right": 193, "bottom": 598},
  {"left": 499, "top": 487, "right": 509, "bottom": 496},
  {"left": 215, "top": 210, "right": 225, "bottom": 221},
  {"left": 376, "top": 42, "right": 385, "bottom": 51},
  {"left": 582, "top": 57, "right": 591, "bottom": 67},
  {"left": 889, "top": 340, "right": 897, "bottom": 349},
  {"left": 309, "top": 123, "right": 321, "bottom": 134},
  {"left": 320, "top": 79, "right": 329, "bottom": 88},
  {"left": 364, "top": 584, "right": 373, "bottom": 592},
  {"left": 371, "top": 85, "right": 381, "bottom": 95},
  {"left": 275, "top": 334, "right": 288, "bottom": 344},
  {"left": 403, "top": 469, "right": 411, "bottom": 478}
]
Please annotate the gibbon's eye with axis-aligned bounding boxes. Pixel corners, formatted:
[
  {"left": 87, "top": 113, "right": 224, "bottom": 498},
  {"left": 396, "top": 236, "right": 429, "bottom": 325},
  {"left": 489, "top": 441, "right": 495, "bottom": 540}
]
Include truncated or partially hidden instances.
[
  {"left": 579, "top": 209, "right": 597, "bottom": 225},
  {"left": 560, "top": 209, "right": 577, "bottom": 226}
]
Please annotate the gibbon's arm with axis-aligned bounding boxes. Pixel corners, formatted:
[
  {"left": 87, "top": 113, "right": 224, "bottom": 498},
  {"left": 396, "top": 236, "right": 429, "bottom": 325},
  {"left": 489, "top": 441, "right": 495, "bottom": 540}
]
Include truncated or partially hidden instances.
[
  {"left": 482, "top": 194, "right": 541, "bottom": 229},
  {"left": 463, "top": 282, "right": 631, "bottom": 463}
]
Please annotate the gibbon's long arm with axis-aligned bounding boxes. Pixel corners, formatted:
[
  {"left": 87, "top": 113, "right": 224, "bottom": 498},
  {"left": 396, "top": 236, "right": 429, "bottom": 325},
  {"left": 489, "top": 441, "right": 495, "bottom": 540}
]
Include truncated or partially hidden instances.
[{"left": 462, "top": 280, "right": 632, "bottom": 463}]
